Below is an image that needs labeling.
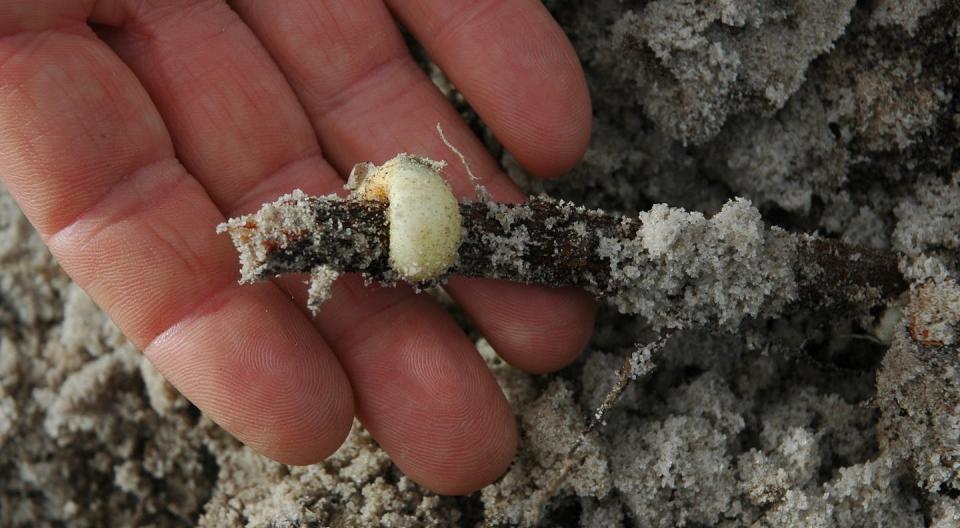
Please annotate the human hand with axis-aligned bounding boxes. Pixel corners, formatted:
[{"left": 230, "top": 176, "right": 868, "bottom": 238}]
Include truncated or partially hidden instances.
[{"left": 0, "top": 1, "right": 593, "bottom": 494}]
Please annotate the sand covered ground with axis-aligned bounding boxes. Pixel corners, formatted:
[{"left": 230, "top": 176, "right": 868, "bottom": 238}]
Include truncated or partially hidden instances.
[{"left": 2, "top": 1, "right": 959, "bottom": 526}]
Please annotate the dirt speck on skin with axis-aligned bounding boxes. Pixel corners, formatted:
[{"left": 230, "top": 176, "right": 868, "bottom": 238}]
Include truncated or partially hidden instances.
[{"left": 3, "top": 1, "right": 960, "bottom": 526}]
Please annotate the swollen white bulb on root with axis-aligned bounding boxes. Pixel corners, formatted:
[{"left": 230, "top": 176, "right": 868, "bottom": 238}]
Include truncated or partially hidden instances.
[{"left": 347, "top": 154, "right": 462, "bottom": 283}]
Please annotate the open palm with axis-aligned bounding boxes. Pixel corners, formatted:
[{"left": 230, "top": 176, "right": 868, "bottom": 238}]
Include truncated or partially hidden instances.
[{"left": 0, "top": 0, "right": 593, "bottom": 494}]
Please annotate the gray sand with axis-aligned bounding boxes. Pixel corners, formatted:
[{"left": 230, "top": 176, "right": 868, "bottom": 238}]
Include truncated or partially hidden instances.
[{"left": 2, "top": 1, "right": 958, "bottom": 526}]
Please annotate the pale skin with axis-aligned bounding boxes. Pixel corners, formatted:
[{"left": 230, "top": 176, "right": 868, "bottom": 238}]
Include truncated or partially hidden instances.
[{"left": 0, "top": 1, "right": 594, "bottom": 494}]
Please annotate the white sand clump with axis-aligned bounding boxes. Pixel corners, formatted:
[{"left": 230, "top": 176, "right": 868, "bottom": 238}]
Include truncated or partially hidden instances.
[
  {"left": 604, "top": 197, "right": 797, "bottom": 329},
  {"left": 598, "top": 0, "right": 856, "bottom": 144},
  {"left": 199, "top": 422, "right": 462, "bottom": 528},
  {"left": 737, "top": 427, "right": 820, "bottom": 505},
  {"left": 579, "top": 497, "right": 627, "bottom": 528},
  {"left": 708, "top": 87, "right": 849, "bottom": 216},
  {"left": 481, "top": 379, "right": 611, "bottom": 527},
  {"left": 871, "top": 0, "right": 943, "bottom": 35},
  {"left": 482, "top": 201, "right": 536, "bottom": 277},
  {"left": 0, "top": 394, "right": 16, "bottom": 446},
  {"left": 607, "top": 372, "right": 746, "bottom": 527},
  {"left": 877, "top": 279, "right": 960, "bottom": 494},
  {"left": 893, "top": 174, "right": 960, "bottom": 256},
  {"left": 756, "top": 454, "right": 924, "bottom": 527},
  {"left": 931, "top": 496, "right": 960, "bottom": 528}
]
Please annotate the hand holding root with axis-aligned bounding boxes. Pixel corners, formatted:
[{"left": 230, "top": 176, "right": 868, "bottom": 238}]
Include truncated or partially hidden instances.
[{"left": 218, "top": 154, "right": 906, "bottom": 330}]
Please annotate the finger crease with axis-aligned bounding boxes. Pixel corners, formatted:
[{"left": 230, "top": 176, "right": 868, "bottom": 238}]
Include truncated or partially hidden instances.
[
  {"left": 44, "top": 155, "right": 183, "bottom": 242},
  {"left": 307, "top": 51, "right": 415, "bottom": 119},
  {"left": 142, "top": 278, "right": 237, "bottom": 359}
]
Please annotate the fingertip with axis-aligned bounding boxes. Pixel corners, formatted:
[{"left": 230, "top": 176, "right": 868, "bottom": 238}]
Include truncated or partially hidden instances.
[
  {"left": 252, "top": 379, "right": 355, "bottom": 467},
  {"left": 506, "top": 91, "right": 592, "bottom": 179},
  {"left": 387, "top": 0, "right": 592, "bottom": 179},
  {"left": 145, "top": 285, "right": 356, "bottom": 467},
  {"left": 447, "top": 279, "right": 596, "bottom": 374},
  {"left": 236, "top": 343, "right": 356, "bottom": 467},
  {"left": 499, "top": 45, "right": 593, "bottom": 179},
  {"left": 384, "top": 343, "right": 519, "bottom": 495},
  {"left": 326, "top": 294, "right": 518, "bottom": 494},
  {"left": 414, "top": 392, "right": 518, "bottom": 495}
]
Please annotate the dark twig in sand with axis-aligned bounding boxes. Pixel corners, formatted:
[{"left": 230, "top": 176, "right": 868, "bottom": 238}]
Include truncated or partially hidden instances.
[
  {"left": 586, "top": 331, "right": 672, "bottom": 433},
  {"left": 219, "top": 191, "right": 906, "bottom": 329},
  {"left": 527, "top": 332, "right": 672, "bottom": 524}
]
